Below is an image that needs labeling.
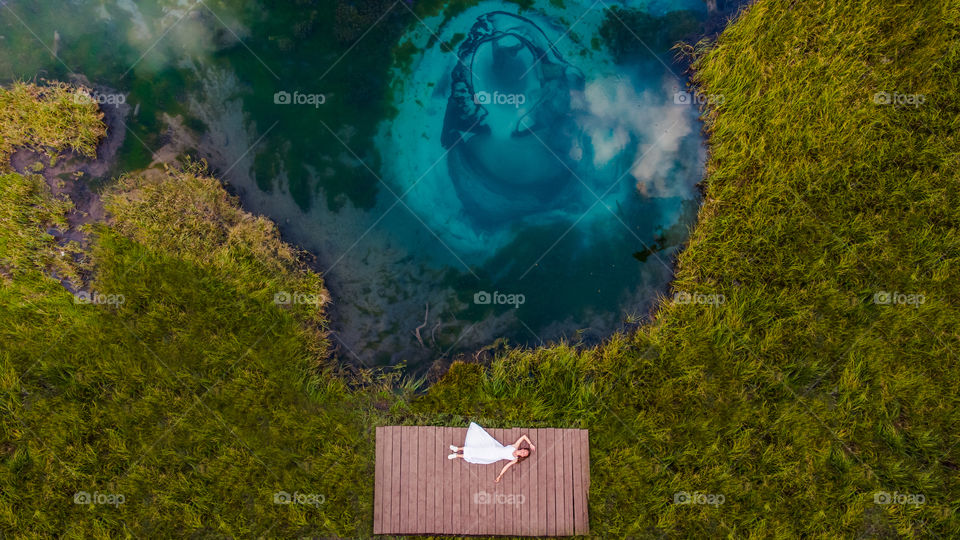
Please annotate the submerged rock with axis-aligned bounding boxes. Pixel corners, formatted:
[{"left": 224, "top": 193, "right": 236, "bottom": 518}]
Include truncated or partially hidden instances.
[{"left": 442, "top": 12, "right": 588, "bottom": 227}]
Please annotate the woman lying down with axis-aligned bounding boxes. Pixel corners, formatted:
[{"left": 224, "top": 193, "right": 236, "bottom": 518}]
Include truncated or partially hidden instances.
[{"left": 448, "top": 422, "right": 536, "bottom": 482}]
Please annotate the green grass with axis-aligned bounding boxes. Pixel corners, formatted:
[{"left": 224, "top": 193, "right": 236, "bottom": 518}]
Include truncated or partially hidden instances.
[
  {"left": 0, "top": 153, "right": 395, "bottom": 536},
  {"left": 2, "top": 0, "right": 960, "bottom": 537},
  {"left": 0, "top": 81, "right": 105, "bottom": 171},
  {"left": 0, "top": 172, "right": 74, "bottom": 279}
]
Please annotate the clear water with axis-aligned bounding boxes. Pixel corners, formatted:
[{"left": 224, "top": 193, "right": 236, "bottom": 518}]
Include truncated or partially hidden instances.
[{"left": 1, "top": 0, "right": 710, "bottom": 370}]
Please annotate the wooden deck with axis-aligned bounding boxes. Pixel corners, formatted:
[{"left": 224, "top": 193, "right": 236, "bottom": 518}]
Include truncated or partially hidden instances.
[{"left": 373, "top": 426, "right": 589, "bottom": 536}]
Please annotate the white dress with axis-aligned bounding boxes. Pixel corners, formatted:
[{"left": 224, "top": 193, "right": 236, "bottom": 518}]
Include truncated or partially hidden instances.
[{"left": 462, "top": 422, "right": 516, "bottom": 464}]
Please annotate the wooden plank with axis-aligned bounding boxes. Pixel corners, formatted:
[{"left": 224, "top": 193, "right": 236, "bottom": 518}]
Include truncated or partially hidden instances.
[
  {"left": 536, "top": 427, "right": 546, "bottom": 536},
  {"left": 437, "top": 428, "right": 446, "bottom": 534},
  {"left": 386, "top": 427, "right": 395, "bottom": 534},
  {"left": 427, "top": 426, "right": 436, "bottom": 533},
  {"left": 553, "top": 428, "right": 563, "bottom": 535},
  {"left": 516, "top": 427, "right": 526, "bottom": 533},
  {"left": 570, "top": 427, "right": 583, "bottom": 535},
  {"left": 379, "top": 427, "right": 387, "bottom": 534},
  {"left": 461, "top": 428, "right": 476, "bottom": 535},
  {"left": 557, "top": 429, "right": 572, "bottom": 535},
  {"left": 436, "top": 428, "right": 444, "bottom": 534},
  {"left": 565, "top": 429, "right": 576, "bottom": 534},
  {"left": 440, "top": 427, "right": 450, "bottom": 534},
  {"left": 452, "top": 427, "right": 463, "bottom": 533},
  {"left": 373, "top": 427, "right": 381, "bottom": 535},
  {"left": 503, "top": 427, "right": 515, "bottom": 533},
  {"left": 422, "top": 428, "right": 432, "bottom": 535},
  {"left": 489, "top": 427, "right": 500, "bottom": 535},
  {"left": 417, "top": 427, "right": 428, "bottom": 533},
  {"left": 518, "top": 426, "right": 528, "bottom": 536},
  {"left": 410, "top": 426, "right": 421, "bottom": 534},
  {"left": 410, "top": 426, "right": 420, "bottom": 534},
  {"left": 510, "top": 428, "right": 525, "bottom": 534},
  {"left": 482, "top": 427, "right": 495, "bottom": 536},
  {"left": 567, "top": 429, "right": 576, "bottom": 534},
  {"left": 465, "top": 437, "right": 475, "bottom": 535},
  {"left": 501, "top": 427, "right": 513, "bottom": 536},
  {"left": 420, "top": 427, "right": 428, "bottom": 533},
  {"left": 396, "top": 427, "right": 405, "bottom": 534},
  {"left": 527, "top": 427, "right": 539, "bottom": 536},
  {"left": 543, "top": 428, "right": 557, "bottom": 536},
  {"left": 460, "top": 427, "right": 470, "bottom": 534},
  {"left": 517, "top": 427, "right": 529, "bottom": 532},
  {"left": 402, "top": 426, "right": 411, "bottom": 534},
  {"left": 506, "top": 427, "right": 521, "bottom": 535},
  {"left": 494, "top": 427, "right": 506, "bottom": 536},
  {"left": 452, "top": 428, "right": 463, "bottom": 534},
  {"left": 437, "top": 427, "right": 444, "bottom": 534},
  {"left": 390, "top": 427, "right": 402, "bottom": 533},
  {"left": 535, "top": 428, "right": 546, "bottom": 535},
  {"left": 462, "top": 426, "right": 470, "bottom": 532},
  {"left": 478, "top": 438, "right": 493, "bottom": 534},
  {"left": 431, "top": 426, "right": 437, "bottom": 531},
  {"left": 556, "top": 429, "right": 567, "bottom": 535},
  {"left": 398, "top": 427, "right": 409, "bottom": 534},
  {"left": 581, "top": 429, "right": 591, "bottom": 534},
  {"left": 574, "top": 429, "right": 589, "bottom": 535},
  {"left": 466, "top": 442, "right": 477, "bottom": 535}
]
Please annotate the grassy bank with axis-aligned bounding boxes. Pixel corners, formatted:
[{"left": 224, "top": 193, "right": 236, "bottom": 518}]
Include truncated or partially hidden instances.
[
  {"left": 0, "top": 95, "right": 386, "bottom": 535},
  {"left": 2, "top": 0, "right": 960, "bottom": 537},
  {"left": 0, "top": 81, "right": 105, "bottom": 171}
]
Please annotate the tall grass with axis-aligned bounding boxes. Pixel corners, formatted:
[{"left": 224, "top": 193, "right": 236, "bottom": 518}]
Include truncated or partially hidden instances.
[{"left": 0, "top": 81, "right": 105, "bottom": 170}]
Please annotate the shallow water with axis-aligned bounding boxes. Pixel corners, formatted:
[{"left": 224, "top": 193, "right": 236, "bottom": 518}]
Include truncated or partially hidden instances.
[{"left": 1, "top": 0, "right": 713, "bottom": 370}]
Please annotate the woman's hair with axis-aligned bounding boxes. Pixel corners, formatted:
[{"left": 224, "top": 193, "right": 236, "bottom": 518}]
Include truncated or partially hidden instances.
[{"left": 515, "top": 442, "right": 532, "bottom": 464}]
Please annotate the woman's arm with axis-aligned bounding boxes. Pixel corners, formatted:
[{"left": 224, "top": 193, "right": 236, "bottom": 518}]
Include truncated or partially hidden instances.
[
  {"left": 495, "top": 460, "right": 517, "bottom": 482},
  {"left": 513, "top": 434, "right": 536, "bottom": 451}
]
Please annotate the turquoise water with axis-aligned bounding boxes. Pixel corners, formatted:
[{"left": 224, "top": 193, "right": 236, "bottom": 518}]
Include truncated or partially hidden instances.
[{"left": 1, "top": 0, "right": 712, "bottom": 369}]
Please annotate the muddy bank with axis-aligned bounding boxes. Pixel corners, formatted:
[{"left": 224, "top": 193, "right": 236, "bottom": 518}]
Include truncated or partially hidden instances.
[{"left": 8, "top": 79, "right": 129, "bottom": 291}]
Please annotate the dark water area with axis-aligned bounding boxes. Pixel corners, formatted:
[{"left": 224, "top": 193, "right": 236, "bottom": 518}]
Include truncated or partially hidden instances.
[{"left": 0, "top": 0, "right": 740, "bottom": 371}]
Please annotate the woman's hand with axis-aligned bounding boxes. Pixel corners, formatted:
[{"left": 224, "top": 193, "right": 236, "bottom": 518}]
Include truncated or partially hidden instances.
[
  {"left": 495, "top": 476, "right": 502, "bottom": 483},
  {"left": 516, "top": 434, "right": 535, "bottom": 451}
]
